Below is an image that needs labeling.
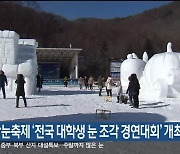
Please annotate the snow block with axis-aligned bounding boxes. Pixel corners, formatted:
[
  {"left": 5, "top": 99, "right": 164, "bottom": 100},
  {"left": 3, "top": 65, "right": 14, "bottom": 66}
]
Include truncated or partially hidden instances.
[
  {"left": 7, "top": 58, "right": 15, "bottom": 64},
  {"left": 0, "top": 30, "right": 2, "bottom": 37},
  {"left": 2, "top": 30, "right": 10, "bottom": 38},
  {"left": 0, "top": 42, "right": 5, "bottom": 49},
  {"left": 1, "top": 58, "right": 7, "bottom": 64},
  {"left": 19, "top": 39, "right": 37, "bottom": 47},
  {"left": 5, "top": 43, "right": 15, "bottom": 51},
  {"left": 5, "top": 38, "right": 17, "bottom": 44},
  {"left": 0, "top": 38, "right": 5, "bottom": 43},
  {"left": 10, "top": 51, "right": 16, "bottom": 58},
  {"left": 9, "top": 31, "right": 20, "bottom": 39},
  {"left": 18, "top": 60, "right": 34, "bottom": 77},
  {"left": 0, "top": 48, "right": 5, "bottom": 57},
  {"left": 24, "top": 77, "right": 34, "bottom": 95},
  {"left": 2, "top": 30, "right": 19, "bottom": 39},
  {"left": 0, "top": 29, "right": 38, "bottom": 95},
  {"left": 5, "top": 50, "right": 10, "bottom": 57},
  {"left": 2, "top": 64, "right": 18, "bottom": 78}
]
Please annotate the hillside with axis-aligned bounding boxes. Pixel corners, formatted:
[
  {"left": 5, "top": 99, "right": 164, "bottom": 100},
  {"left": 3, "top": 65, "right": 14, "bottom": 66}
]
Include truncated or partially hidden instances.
[{"left": 0, "top": 1, "right": 180, "bottom": 78}]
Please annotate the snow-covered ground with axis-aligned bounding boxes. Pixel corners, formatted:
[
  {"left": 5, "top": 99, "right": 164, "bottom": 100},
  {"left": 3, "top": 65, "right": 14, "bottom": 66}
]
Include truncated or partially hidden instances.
[{"left": 0, "top": 85, "right": 179, "bottom": 122}]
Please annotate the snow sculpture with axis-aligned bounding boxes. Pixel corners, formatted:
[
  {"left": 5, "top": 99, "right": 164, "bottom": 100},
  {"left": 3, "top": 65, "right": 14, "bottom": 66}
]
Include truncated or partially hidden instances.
[
  {"left": 0, "top": 30, "right": 38, "bottom": 95},
  {"left": 142, "top": 52, "right": 148, "bottom": 63},
  {"left": 121, "top": 42, "right": 180, "bottom": 101},
  {"left": 142, "top": 42, "right": 180, "bottom": 101},
  {"left": 121, "top": 52, "right": 146, "bottom": 90}
]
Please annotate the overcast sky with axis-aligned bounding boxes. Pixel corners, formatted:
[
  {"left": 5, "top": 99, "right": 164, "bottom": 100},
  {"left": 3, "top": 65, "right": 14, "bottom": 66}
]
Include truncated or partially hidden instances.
[{"left": 38, "top": 1, "right": 172, "bottom": 20}]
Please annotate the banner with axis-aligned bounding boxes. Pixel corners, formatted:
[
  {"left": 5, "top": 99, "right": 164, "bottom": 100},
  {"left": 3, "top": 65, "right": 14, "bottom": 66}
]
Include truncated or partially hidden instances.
[{"left": 0, "top": 122, "right": 180, "bottom": 142}]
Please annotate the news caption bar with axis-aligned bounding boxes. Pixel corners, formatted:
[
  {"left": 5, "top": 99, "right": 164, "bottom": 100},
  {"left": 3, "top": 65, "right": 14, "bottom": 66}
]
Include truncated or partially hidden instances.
[{"left": 0, "top": 122, "right": 180, "bottom": 141}]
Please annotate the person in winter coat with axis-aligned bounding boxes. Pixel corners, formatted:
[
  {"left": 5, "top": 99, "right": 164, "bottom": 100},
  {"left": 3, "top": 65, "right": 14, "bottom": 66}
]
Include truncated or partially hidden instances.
[
  {"left": 116, "top": 81, "right": 123, "bottom": 103},
  {"left": 84, "top": 76, "right": 88, "bottom": 89},
  {"left": 0, "top": 70, "right": 8, "bottom": 99},
  {"left": 128, "top": 73, "right": 140, "bottom": 108},
  {"left": 15, "top": 74, "right": 27, "bottom": 108},
  {"left": 36, "top": 73, "right": 44, "bottom": 92},
  {"left": 88, "top": 76, "right": 94, "bottom": 90},
  {"left": 106, "top": 76, "right": 113, "bottom": 97},
  {"left": 126, "top": 76, "right": 133, "bottom": 106},
  {"left": 64, "top": 76, "right": 68, "bottom": 87},
  {"left": 79, "top": 77, "right": 84, "bottom": 90},
  {"left": 98, "top": 75, "right": 103, "bottom": 96},
  {"left": 102, "top": 77, "right": 105, "bottom": 88}
]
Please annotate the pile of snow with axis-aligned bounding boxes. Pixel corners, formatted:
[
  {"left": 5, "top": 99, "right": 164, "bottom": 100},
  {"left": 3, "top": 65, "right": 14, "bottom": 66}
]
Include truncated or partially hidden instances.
[{"left": 0, "top": 30, "right": 38, "bottom": 95}]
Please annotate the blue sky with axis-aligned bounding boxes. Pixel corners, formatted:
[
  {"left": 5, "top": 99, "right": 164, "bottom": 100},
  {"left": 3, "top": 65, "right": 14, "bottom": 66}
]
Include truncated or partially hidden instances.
[{"left": 38, "top": 1, "right": 172, "bottom": 20}]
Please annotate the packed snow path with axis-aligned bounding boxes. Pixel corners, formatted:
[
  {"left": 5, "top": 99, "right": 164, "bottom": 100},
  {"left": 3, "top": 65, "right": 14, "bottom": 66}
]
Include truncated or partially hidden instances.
[{"left": 0, "top": 85, "right": 179, "bottom": 122}]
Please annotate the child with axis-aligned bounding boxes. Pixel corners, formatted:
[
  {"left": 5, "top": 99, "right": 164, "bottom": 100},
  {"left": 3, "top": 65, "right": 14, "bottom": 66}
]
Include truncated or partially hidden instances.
[
  {"left": 116, "top": 81, "right": 123, "bottom": 103},
  {"left": 15, "top": 74, "right": 27, "bottom": 108}
]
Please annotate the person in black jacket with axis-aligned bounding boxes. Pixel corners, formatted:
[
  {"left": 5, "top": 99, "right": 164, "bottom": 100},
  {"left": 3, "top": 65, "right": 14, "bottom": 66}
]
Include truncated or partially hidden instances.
[
  {"left": 0, "top": 70, "right": 8, "bottom": 99},
  {"left": 126, "top": 76, "right": 133, "bottom": 106},
  {"left": 37, "top": 73, "right": 44, "bottom": 92},
  {"left": 128, "top": 73, "right": 140, "bottom": 108},
  {"left": 15, "top": 74, "right": 27, "bottom": 108},
  {"left": 84, "top": 76, "right": 88, "bottom": 90}
]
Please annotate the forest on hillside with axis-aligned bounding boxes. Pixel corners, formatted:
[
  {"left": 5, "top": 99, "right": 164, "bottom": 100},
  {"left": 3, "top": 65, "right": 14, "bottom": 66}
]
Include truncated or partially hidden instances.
[{"left": 0, "top": 1, "right": 180, "bottom": 78}]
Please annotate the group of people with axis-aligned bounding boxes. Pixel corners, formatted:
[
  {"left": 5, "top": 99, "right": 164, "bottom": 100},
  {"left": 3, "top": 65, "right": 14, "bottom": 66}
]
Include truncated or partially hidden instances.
[
  {"left": 64, "top": 76, "right": 94, "bottom": 90},
  {"left": 1, "top": 69, "right": 140, "bottom": 109},
  {"left": 97, "top": 73, "right": 140, "bottom": 109},
  {"left": 78, "top": 75, "right": 114, "bottom": 97},
  {"left": 55, "top": 74, "right": 140, "bottom": 109},
  {"left": 0, "top": 70, "right": 28, "bottom": 108},
  {"left": 78, "top": 76, "right": 94, "bottom": 90},
  {"left": 97, "top": 75, "right": 113, "bottom": 97},
  {"left": 0, "top": 70, "right": 44, "bottom": 108}
]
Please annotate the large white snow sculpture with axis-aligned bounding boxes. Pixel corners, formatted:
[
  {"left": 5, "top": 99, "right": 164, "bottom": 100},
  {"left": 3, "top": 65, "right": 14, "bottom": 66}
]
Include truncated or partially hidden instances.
[
  {"left": 121, "top": 52, "right": 146, "bottom": 90},
  {"left": 142, "top": 42, "right": 180, "bottom": 101},
  {"left": 0, "top": 30, "right": 38, "bottom": 95}
]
